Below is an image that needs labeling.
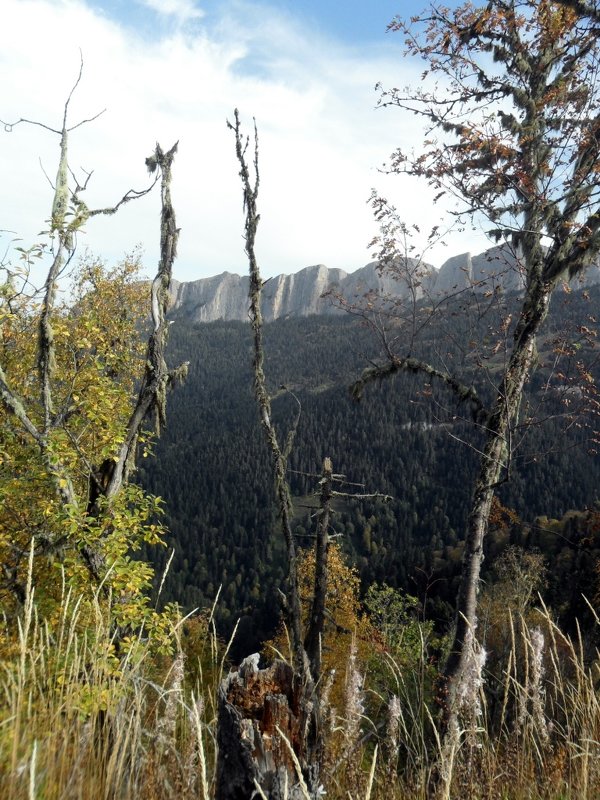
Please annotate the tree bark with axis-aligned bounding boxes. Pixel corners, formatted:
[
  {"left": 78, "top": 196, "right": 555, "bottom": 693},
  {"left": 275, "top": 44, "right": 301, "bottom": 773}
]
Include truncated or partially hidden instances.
[
  {"left": 443, "top": 277, "right": 553, "bottom": 722},
  {"left": 216, "top": 657, "right": 307, "bottom": 800}
]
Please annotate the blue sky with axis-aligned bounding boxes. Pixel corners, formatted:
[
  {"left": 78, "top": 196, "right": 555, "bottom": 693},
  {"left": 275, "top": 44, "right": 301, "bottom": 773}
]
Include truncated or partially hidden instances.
[
  {"left": 1, "top": 0, "right": 482, "bottom": 283},
  {"left": 92, "top": 1, "right": 412, "bottom": 45}
]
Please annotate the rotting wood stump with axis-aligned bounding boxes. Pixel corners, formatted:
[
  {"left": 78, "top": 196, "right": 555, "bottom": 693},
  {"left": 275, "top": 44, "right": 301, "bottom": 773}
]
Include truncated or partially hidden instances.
[{"left": 216, "top": 655, "right": 309, "bottom": 799}]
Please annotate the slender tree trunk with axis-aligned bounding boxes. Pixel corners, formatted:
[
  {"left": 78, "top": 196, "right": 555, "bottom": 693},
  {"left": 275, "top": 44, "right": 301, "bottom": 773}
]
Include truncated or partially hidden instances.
[
  {"left": 228, "top": 110, "right": 322, "bottom": 796},
  {"left": 442, "top": 277, "right": 553, "bottom": 732},
  {"left": 304, "top": 456, "right": 333, "bottom": 681},
  {"left": 303, "top": 456, "right": 333, "bottom": 784},
  {"left": 427, "top": 279, "right": 555, "bottom": 800}
]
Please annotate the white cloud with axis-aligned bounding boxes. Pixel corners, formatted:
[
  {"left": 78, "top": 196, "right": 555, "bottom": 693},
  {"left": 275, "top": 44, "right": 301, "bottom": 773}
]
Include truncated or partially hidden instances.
[
  {"left": 0, "top": 0, "right": 490, "bottom": 286},
  {"left": 137, "top": 0, "right": 204, "bottom": 21}
]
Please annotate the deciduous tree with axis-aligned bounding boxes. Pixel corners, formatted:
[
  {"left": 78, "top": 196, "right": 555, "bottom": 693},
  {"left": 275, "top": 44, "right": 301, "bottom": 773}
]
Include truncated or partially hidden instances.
[
  {"left": 366, "top": 0, "right": 600, "bottom": 772},
  {"left": 0, "top": 65, "right": 184, "bottom": 648}
]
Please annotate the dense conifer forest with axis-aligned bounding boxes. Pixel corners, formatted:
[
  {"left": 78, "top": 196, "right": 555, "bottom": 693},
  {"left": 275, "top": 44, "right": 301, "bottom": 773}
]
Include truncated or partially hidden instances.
[{"left": 140, "top": 285, "right": 600, "bottom": 657}]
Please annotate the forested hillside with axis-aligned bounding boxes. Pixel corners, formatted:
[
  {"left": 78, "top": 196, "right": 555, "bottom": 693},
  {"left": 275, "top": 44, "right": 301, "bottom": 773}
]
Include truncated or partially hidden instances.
[
  {"left": 7, "top": 3, "right": 600, "bottom": 797},
  {"left": 140, "top": 284, "right": 600, "bottom": 656}
]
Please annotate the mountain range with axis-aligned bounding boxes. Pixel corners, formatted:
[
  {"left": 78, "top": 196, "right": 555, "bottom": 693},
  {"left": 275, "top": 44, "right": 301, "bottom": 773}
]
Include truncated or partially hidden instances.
[{"left": 169, "top": 245, "right": 600, "bottom": 323}]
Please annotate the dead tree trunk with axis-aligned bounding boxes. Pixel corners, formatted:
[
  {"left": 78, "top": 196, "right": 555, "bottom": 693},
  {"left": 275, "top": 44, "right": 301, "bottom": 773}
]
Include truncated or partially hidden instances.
[
  {"left": 226, "top": 110, "right": 393, "bottom": 798},
  {"left": 216, "top": 657, "right": 307, "bottom": 800},
  {"left": 227, "top": 109, "right": 320, "bottom": 797},
  {"left": 304, "top": 456, "right": 333, "bottom": 684},
  {"left": 228, "top": 110, "right": 305, "bottom": 675},
  {"left": 303, "top": 456, "right": 333, "bottom": 782}
]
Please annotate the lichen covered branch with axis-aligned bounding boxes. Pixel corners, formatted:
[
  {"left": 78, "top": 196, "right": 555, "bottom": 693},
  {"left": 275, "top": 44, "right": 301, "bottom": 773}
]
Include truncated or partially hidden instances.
[
  {"left": 352, "top": 356, "right": 489, "bottom": 423},
  {"left": 105, "top": 141, "right": 186, "bottom": 500}
]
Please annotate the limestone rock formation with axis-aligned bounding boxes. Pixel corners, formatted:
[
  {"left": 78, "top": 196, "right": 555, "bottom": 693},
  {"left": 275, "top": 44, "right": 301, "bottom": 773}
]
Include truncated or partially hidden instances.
[{"left": 168, "top": 245, "right": 599, "bottom": 323}]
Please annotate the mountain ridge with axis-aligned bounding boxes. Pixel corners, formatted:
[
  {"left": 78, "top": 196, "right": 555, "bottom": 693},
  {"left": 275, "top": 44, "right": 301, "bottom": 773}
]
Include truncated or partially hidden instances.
[{"left": 169, "top": 245, "right": 600, "bottom": 323}]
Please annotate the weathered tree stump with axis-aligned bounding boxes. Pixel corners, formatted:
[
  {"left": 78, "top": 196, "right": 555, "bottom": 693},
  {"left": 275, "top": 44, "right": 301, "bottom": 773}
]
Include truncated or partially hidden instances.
[{"left": 216, "top": 656, "right": 309, "bottom": 799}]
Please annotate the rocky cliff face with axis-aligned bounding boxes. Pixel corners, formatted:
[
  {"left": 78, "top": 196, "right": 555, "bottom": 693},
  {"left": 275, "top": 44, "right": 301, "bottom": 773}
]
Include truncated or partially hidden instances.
[
  {"left": 169, "top": 246, "right": 600, "bottom": 323},
  {"left": 427, "top": 246, "right": 525, "bottom": 294},
  {"left": 168, "top": 261, "right": 408, "bottom": 323}
]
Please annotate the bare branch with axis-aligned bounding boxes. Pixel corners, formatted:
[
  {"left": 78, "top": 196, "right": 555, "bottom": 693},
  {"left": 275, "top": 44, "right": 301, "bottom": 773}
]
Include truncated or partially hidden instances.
[
  {"left": 0, "top": 363, "right": 42, "bottom": 443},
  {"left": 67, "top": 109, "right": 106, "bottom": 133},
  {"left": 2, "top": 55, "right": 105, "bottom": 137},
  {"left": 0, "top": 117, "right": 62, "bottom": 135},
  {"left": 351, "top": 355, "right": 489, "bottom": 423},
  {"left": 62, "top": 50, "right": 84, "bottom": 131},
  {"left": 330, "top": 490, "right": 393, "bottom": 501},
  {"left": 86, "top": 178, "right": 160, "bottom": 218}
]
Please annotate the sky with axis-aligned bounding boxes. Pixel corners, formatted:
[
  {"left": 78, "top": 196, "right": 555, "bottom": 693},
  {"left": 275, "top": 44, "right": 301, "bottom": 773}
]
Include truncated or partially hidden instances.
[{"left": 0, "top": 0, "right": 488, "bottom": 284}]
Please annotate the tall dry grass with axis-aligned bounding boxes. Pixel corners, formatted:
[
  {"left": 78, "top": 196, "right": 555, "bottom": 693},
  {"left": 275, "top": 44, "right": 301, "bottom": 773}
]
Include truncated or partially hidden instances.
[
  {"left": 1, "top": 562, "right": 599, "bottom": 800},
  {"left": 321, "top": 603, "right": 600, "bottom": 800},
  {"left": 0, "top": 558, "right": 224, "bottom": 800}
]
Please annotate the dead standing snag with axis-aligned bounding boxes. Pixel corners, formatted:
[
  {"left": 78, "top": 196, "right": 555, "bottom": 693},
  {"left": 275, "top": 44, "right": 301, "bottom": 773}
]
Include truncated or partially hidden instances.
[{"left": 224, "top": 109, "right": 316, "bottom": 797}]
